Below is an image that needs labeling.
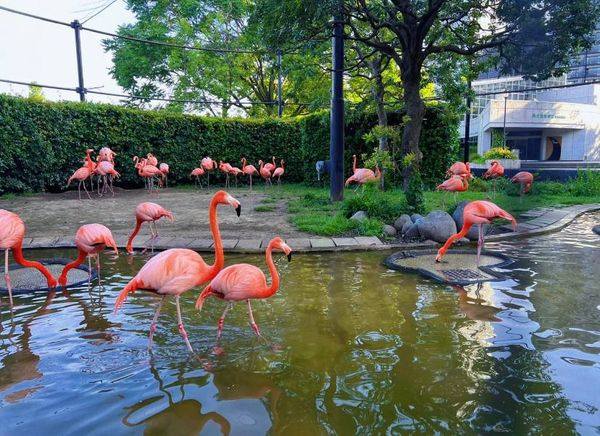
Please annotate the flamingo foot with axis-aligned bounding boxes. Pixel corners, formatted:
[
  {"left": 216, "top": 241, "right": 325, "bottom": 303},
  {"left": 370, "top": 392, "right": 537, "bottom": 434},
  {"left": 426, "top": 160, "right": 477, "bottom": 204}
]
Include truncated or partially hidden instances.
[
  {"left": 148, "top": 323, "right": 157, "bottom": 348},
  {"left": 178, "top": 323, "right": 194, "bottom": 353},
  {"left": 212, "top": 345, "right": 225, "bottom": 356},
  {"left": 250, "top": 322, "right": 261, "bottom": 336}
]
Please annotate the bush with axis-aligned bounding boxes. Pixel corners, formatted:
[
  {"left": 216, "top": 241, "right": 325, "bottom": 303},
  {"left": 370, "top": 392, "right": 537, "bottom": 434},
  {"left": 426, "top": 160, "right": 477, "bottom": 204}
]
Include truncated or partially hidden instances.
[
  {"left": 342, "top": 183, "right": 407, "bottom": 222},
  {"left": 567, "top": 170, "right": 600, "bottom": 196},
  {"left": 483, "top": 147, "right": 518, "bottom": 160},
  {"left": 406, "top": 170, "right": 425, "bottom": 213},
  {"left": 468, "top": 177, "right": 488, "bottom": 192},
  {"left": 0, "top": 94, "right": 460, "bottom": 195}
]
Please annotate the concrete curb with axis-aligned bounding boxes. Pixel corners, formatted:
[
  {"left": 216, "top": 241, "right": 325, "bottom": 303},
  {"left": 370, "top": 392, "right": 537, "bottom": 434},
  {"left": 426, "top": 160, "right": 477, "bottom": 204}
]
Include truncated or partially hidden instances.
[{"left": 21, "top": 204, "right": 600, "bottom": 254}]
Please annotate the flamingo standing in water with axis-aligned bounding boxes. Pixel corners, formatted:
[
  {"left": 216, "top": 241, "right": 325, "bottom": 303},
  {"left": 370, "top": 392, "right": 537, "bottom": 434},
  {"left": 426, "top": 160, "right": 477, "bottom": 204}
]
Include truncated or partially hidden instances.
[
  {"left": 201, "top": 157, "right": 217, "bottom": 187},
  {"left": 159, "top": 163, "right": 170, "bottom": 188},
  {"left": 241, "top": 158, "right": 258, "bottom": 190},
  {"left": 190, "top": 167, "right": 205, "bottom": 188},
  {"left": 447, "top": 161, "right": 473, "bottom": 180},
  {"left": 126, "top": 202, "right": 174, "bottom": 254},
  {"left": 114, "top": 191, "right": 241, "bottom": 352},
  {"left": 483, "top": 160, "right": 505, "bottom": 196},
  {"left": 1, "top": 210, "right": 57, "bottom": 307},
  {"left": 273, "top": 159, "right": 285, "bottom": 186},
  {"left": 258, "top": 160, "right": 273, "bottom": 186},
  {"left": 67, "top": 149, "right": 95, "bottom": 200},
  {"left": 436, "top": 174, "right": 469, "bottom": 206},
  {"left": 511, "top": 171, "right": 534, "bottom": 196},
  {"left": 435, "top": 200, "right": 516, "bottom": 265},
  {"left": 195, "top": 237, "right": 292, "bottom": 344},
  {"left": 58, "top": 224, "right": 118, "bottom": 288}
]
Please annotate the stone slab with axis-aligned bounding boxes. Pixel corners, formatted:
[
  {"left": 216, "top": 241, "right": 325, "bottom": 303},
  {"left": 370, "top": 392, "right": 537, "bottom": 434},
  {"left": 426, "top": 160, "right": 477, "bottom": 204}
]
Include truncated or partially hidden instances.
[
  {"left": 235, "top": 239, "right": 262, "bottom": 251},
  {"left": 221, "top": 239, "right": 239, "bottom": 250},
  {"left": 310, "top": 238, "right": 335, "bottom": 248},
  {"left": 167, "top": 237, "right": 193, "bottom": 248},
  {"left": 187, "top": 239, "right": 214, "bottom": 250},
  {"left": 285, "top": 238, "right": 311, "bottom": 249},
  {"left": 53, "top": 237, "right": 76, "bottom": 248},
  {"left": 354, "top": 236, "right": 384, "bottom": 246},
  {"left": 28, "top": 237, "right": 59, "bottom": 248},
  {"left": 332, "top": 237, "right": 359, "bottom": 247}
]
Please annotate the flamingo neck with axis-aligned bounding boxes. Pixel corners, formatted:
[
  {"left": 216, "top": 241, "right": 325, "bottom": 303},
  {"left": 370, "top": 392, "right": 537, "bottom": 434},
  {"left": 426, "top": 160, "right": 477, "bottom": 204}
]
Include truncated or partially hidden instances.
[
  {"left": 261, "top": 244, "right": 280, "bottom": 298},
  {"left": 208, "top": 198, "right": 224, "bottom": 276},
  {"left": 12, "top": 242, "right": 56, "bottom": 286},
  {"left": 353, "top": 155, "right": 357, "bottom": 172},
  {"left": 438, "top": 224, "right": 472, "bottom": 257},
  {"left": 242, "top": 158, "right": 247, "bottom": 171},
  {"left": 58, "top": 250, "right": 87, "bottom": 285},
  {"left": 126, "top": 219, "right": 143, "bottom": 254}
]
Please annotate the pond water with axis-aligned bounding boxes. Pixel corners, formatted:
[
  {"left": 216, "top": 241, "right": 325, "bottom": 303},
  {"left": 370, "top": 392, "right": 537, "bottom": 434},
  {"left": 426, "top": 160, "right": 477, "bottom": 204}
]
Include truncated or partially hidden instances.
[{"left": 1, "top": 213, "right": 599, "bottom": 434}]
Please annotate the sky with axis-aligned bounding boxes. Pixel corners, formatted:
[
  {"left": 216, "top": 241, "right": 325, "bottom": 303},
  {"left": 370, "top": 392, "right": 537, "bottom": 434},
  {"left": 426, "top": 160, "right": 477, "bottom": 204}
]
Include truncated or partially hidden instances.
[{"left": 0, "top": 0, "right": 135, "bottom": 104}]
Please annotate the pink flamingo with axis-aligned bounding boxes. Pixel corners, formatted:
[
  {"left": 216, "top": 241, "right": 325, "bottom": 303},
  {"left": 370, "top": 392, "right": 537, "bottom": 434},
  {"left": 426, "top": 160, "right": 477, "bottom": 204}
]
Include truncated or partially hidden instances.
[
  {"left": 241, "top": 158, "right": 258, "bottom": 190},
  {"left": 272, "top": 159, "right": 285, "bottom": 186},
  {"left": 1, "top": 210, "right": 57, "bottom": 307},
  {"left": 146, "top": 153, "right": 158, "bottom": 167},
  {"left": 190, "top": 167, "right": 205, "bottom": 188},
  {"left": 436, "top": 174, "right": 468, "bottom": 205},
  {"left": 228, "top": 166, "right": 243, "bottom": 187},
  {"left": 447, "top": 161, "right": 473, "bottom": 179},
  {"left": 483, "top": 160, "right": 505, "bottom": 196},
  {"left": 201, "top": 157, "right": 217, "bottom": 187},
  {"left": 98, "top": 147, "right": 116, "bottom": 163},
  {"left": 159, "top": 163, "right": 170, "bottom": 188},
  {"left": 95, "top": 161, "right": 120, "bottom": 197},
  {"left": 67, "top": 149, "right": 95, "bottom": 200},
  {"left": 258, "top": 160, "right": 272, "bottom": 187},
  {"left": 263, "top": 156, "right": 276, "bottom": 174},
  {"left": 436, "top": 200, "right": 516, "bottom": 265},
  {"left": 126, "top": 202, "right": 174, "bottom": 254},
  {"left": 219, "top": 161, "right": 233, "bottom": 188},
  {"left": 195, "top": 237, "right": 292, "bottom": 343},
  {"left": 114, "top": 191, "right": 241, "bottom": 352},
  {"left": 511, "top": 171, "right": 534, "bottom": 195},
  {"left": 345, "top": 165, "right": 381, "bottom": 187},
  {"left": 134, "top": 157, "right": 163, "bottom": 193},
  {"left": 58, "top": 224, "right": 118, "bottom": 288}
]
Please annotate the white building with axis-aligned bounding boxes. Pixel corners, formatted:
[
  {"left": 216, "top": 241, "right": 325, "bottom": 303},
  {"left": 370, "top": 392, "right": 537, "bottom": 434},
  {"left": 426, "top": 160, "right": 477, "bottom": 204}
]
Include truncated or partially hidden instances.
[{"left": 461, "top": 81, "right": 600, "bottom": 162}]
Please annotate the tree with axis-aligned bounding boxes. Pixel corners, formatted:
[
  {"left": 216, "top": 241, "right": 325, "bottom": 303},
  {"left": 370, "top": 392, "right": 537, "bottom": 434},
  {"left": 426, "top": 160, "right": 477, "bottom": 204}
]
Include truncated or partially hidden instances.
[{"left": 256, "top": 0, "right": 599, "bottom": 185}]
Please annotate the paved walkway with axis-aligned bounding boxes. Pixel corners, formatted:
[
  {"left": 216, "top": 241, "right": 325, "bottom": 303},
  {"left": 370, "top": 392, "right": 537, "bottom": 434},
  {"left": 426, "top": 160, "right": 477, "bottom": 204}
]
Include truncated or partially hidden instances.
[{"left": 15, "top": 202, "right": 600, "bottom": 253}]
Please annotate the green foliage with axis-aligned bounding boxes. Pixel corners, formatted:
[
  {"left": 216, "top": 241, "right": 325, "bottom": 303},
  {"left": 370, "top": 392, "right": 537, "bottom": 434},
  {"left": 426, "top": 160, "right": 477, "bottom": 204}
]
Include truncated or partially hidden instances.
[
  {"left": 342, "top": 183, "right": 407, "bottom": 223},
  {"left": 483, "top": 147, "right": 518, "bottom": 160},
  {"left": 491, "top": 129, "right": 505, "bottom": 149},
  {"left": 28, "top": 85, "right": 45, "bottom": 103},
  {"left": 406, "top": 170, "right": 425, "bottom": 214},
  {"left": 0, "top": 94, "right": 459, "bottom": 194},
  {"left": 291, "top": 213, "right": 357, "bottom": 236},
  {"left": 362, "top": 148, "right": 394, "bottom": 172},
  {"left": 357, "top": 218, "right": 384, "bottom": 237},
  {"left": 566, "top": 170, "right": 600, "bottom": 196},
  {"left": 468, "top": 177, "right": 489, "bottom": 192},
  {"left": 254, "top": 205, "right": 276, "bottom": 212},
  {"left": 471, "top": 153, "right": 485, "bottom": 164}
]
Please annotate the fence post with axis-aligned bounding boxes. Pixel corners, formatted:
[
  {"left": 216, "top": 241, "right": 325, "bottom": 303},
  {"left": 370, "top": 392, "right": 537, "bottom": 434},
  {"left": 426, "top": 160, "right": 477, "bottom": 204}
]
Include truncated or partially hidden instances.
[
  {"left": 71, "top": 19, "right": 86, "bottom": 102},
  {"left": 277, "top": 49, "right": 283, "bottom": 117},
  {"left": 330, "top": 1, "right": 344, "bottom": 202}
]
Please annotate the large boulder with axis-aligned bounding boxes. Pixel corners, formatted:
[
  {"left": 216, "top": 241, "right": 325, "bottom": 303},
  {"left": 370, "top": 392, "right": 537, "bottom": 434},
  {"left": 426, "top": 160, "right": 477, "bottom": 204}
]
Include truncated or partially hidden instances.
[
  {"left": 404, "top": 223, "right": 421, "bottom": 240},
  {"left": 593, "top": 225, "right": 600, "bottom": 235},
  {"left": 452, "top": 201, "right": 488, "bottom": 240},
  {"left": 417, "top": 210, "right": 457, "bottom": 243},
  {"left": 350, "top": 211, "right": 368, "bottom": 222},
  {"left": 383, "top": 224, "right": 397, "bottom": 237},
  {"left": 410, "top": 213, "right": 424, "bottom": 223},
  {"left": 401, "top": 220, "right": 413, "bottom": 235},
  {"left": 394, "top": 214, "right": 412, "bottom": 231}
]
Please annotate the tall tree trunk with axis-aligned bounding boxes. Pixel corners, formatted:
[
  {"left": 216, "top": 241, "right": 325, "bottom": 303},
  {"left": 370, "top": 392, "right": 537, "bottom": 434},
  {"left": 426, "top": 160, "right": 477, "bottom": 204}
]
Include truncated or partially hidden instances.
[
  {"left": 369, "top": 57, "right": 388, "bottom": 189},
  {"left": 400, "top": 65, "right": 425, "bottom": 190}
]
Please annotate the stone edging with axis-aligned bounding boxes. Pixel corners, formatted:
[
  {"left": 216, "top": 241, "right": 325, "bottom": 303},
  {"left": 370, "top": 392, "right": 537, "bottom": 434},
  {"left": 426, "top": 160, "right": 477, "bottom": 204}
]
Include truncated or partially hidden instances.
[{"left": 21, "top": 204, "right": 600, "bottom": 253}]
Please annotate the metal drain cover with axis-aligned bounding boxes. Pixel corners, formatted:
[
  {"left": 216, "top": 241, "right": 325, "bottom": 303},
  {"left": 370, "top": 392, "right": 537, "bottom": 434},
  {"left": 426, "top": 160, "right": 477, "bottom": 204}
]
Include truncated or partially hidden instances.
[
  {"left": 384, "top": 250, "right": 514, "bottom": 285},
  {"left": 0, "top": 258, "right": 97, "bottom": 293}
]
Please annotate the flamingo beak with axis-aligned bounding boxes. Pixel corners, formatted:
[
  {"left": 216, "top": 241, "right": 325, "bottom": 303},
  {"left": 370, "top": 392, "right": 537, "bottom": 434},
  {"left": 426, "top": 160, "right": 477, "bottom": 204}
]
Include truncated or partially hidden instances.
[
  {"left": 235, "top": 204, "right": 241, "bottom": 217},
  {"left": 287, "top": 253, "right": 292, "bottom": 262}
]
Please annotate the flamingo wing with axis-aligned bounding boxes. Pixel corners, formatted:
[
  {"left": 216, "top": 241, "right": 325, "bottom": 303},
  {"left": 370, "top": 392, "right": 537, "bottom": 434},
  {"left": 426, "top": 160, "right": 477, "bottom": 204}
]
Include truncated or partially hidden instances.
[
  {"left": 0, "top": 210, "right": 25, "bottom": 249},
  {"left": 210, "top": 264, "right": 267, "bottom": 301}
]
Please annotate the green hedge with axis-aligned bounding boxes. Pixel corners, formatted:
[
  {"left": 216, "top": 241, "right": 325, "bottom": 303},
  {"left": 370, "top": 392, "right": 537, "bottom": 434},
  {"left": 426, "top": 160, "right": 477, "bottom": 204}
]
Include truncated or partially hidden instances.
[{"left": 0, "top": 94, "right": 459, "bottom": 194}]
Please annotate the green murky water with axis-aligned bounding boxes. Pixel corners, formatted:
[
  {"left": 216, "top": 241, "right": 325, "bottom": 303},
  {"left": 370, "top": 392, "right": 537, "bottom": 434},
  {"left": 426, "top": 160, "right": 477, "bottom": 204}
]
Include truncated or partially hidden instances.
[{"left": 1, "top": 214, "right": 599, "bottom": 434}]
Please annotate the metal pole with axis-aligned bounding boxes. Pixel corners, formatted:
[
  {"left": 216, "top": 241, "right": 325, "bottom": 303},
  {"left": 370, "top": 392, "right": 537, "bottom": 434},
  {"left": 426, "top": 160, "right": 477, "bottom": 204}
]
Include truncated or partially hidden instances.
[
  {"left": 503, "top": 94, "right": 508, "bottom": 147},
  {"left": 277, "top": 49, "right": 283, "bottom": 117},
  {"left": 71, "top": 20, "right": 86, "bottom": 102},
  {"left": 330, "top": 1, "right": 344, "bottom": 202},
  {"left": 462, "top": 80, "right": 472, "bottom": 162}
]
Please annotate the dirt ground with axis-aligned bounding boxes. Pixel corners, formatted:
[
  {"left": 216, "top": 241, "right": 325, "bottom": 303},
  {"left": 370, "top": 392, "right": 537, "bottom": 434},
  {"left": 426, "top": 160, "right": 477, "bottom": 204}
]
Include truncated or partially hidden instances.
[{"left": 0, "top": 187, "right": 312, "bottom": 240}]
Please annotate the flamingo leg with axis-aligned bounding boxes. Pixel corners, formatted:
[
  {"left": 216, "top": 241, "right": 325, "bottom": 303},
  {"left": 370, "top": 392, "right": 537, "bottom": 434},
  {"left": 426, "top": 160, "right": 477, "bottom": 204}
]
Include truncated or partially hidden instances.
[
  {"left": 96, "top": 254, "right": 101, "bottom": 286},
  {"left": 217, "top": 302, "right": 234, "bottom": 340},
  {"left": 109, "top": 176, "right": 115, "bottom": 197},
  {"left": 247, "top": 299, "right": 261, "bottom": 337},
  {"left": 148, "top": 295, "right": 165, "bottom": 349},
  {"left": 249, "top": 175, "right": 253, "bottom": 191},
  {"left": 87, "top": 255, "right": 92, "bottom": 283},
  {"left": 175, "top": 295, "right": 194, "bottom": 353},
  {"left": 477, "top": 224, "right": 484, "bottom": 266},
  {"left": 207, "top": 172, "right": 210, "bottom": 188},
  {"left": 82, "top": 179, "right": 92, "bottom": 200},
  {"left": 4, "top": 249, "right": 14, "bottom": 308}
]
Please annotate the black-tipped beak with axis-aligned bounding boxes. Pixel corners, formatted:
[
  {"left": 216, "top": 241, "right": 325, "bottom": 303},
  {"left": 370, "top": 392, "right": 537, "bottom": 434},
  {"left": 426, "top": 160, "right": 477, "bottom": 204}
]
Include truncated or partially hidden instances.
[
  {"left": 287, "top": 253, "right": 292, "bottom": 262},
  {"left": 235, "top": 205, "right": 241, "bottom": 217}
]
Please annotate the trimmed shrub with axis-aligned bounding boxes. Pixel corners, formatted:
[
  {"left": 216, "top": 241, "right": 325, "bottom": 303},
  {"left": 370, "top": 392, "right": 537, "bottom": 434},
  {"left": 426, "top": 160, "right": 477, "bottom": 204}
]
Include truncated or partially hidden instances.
[{"left": 483, "top": 147, "right": 518, "bottom": 160}]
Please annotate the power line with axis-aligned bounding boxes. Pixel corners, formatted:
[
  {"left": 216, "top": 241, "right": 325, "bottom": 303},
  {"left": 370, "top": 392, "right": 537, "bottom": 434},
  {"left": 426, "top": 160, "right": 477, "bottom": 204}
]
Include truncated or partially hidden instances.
[
  {"left": 0, "top": 4, "right": 71, "bottom": 27},
  {"left": 81, "top": 0, "right": 119, "bottom": 24},
  {"left": 0, "top": 78, "right": 76, "bottom": 92}
]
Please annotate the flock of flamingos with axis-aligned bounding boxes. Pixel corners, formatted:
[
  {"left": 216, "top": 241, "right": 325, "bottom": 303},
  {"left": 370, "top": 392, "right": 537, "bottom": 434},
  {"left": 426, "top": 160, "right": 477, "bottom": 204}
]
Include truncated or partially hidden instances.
[{"left": 1, "top": 147, "right": 533, "bottom": 352}]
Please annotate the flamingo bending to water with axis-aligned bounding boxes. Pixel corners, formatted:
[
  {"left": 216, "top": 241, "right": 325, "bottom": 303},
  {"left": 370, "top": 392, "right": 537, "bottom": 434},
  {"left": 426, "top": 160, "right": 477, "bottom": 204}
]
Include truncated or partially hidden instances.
[
  {"left": 0, "top": 210, "right": 57, "bottom": 307},
  {"left": 114, "top": 191, "right": 241, "bottom": 352},
  {"left": 511, "top": 171, "right": 534, "bottom": 195},
  {"left": 195, "top": 237, "right": 292, "bottom": 343},
  {"left": 435, "top": 200, "right": 516, "bottom": 265},
  {"left": 58, "top": 224, "right": 118, "bottom": 288},
  {"left": 126, "top": 202, "right": 174, "bottom": 254},
  {"left": 273, "top": 159, "right": 285, "bottom": 186},
  {"left": 241, "top": 158, "right": 258, "bottom": 190}
]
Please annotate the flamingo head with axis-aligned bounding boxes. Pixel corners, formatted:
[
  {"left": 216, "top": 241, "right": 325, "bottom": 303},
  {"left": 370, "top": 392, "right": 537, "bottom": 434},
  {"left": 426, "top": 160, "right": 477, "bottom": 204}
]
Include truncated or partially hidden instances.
[
  {"left": 214, "top": 190, "right": 241, "bottom": 217},
  {"left": 86, "top": 148, "right": 94, "bottom": 154},
  {"left": 269, "top": 237, "right": 293, "bottom": 262}
]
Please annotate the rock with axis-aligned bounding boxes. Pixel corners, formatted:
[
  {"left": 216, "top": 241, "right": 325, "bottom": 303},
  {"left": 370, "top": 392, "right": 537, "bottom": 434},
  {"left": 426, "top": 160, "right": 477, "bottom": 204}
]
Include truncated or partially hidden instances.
[
  {"left": 404, "top": 223, "right": 421, "bottom": 240},
  {"left": 401, "top": 221, "right": 413, "bottom": 235},
  {"left": 383, "top": 224, "right": 397, "bottom": 237},
  {"left": 350, "top": 211, "right": 368, "bottom": 222},
  {"left": 416, "top": 210, "right": 457, "bottom": 243},
  {"left": 452, "top": 201, "right": 488, "bottom": 240},
  {"left": 410, "top": 213, "right": 424, "bottom": 223},
  {"left": 394, "top": 214, "right": 412, "bottom": 230},
  {"left": 593, "top": 225, "right": 600, "bottom": 235}
]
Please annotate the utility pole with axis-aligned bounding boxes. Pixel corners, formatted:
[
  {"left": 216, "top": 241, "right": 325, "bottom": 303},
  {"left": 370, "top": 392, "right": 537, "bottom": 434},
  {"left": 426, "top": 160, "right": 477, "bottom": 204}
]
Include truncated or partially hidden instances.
[
  {"left": 71, "top": 20, "right": 86, "bottom": 102},
  {"left": 277, "top": 49, "right": 283, "bottom": 117},
  {"left": 463, "top": 80, "right": 472, "bottom": 162},
  {"left": 330, "top": 0, "right": 344, "bottom": 202}
]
